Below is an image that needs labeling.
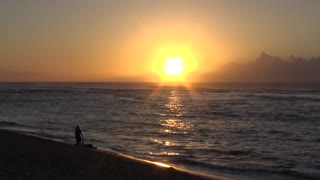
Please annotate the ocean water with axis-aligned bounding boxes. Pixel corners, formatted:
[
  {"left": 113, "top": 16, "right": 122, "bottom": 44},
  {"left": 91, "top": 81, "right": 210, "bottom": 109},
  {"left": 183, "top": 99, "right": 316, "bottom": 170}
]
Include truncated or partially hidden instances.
[{"left": 0, "top": 82, "right": 319, "bottom": 180}]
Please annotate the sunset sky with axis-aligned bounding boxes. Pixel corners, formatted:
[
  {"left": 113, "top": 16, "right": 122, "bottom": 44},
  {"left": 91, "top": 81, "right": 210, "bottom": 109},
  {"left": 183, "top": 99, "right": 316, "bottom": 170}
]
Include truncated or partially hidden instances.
[{"left": 1, "top": 0, "right": 320, "bottom": 82}]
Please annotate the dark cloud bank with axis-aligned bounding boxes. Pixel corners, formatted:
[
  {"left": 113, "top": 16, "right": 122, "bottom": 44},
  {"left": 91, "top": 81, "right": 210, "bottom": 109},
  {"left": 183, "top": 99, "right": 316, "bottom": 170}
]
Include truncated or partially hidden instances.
[{"left": 200, "top": 52, "right": 320, "bottom": 83}]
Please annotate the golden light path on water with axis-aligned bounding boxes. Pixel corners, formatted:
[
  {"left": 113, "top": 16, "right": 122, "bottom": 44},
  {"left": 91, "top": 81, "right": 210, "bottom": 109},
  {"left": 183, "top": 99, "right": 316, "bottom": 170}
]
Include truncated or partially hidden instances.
[{"left": 146, "top": 89, "right": 195, "bottom": 160}]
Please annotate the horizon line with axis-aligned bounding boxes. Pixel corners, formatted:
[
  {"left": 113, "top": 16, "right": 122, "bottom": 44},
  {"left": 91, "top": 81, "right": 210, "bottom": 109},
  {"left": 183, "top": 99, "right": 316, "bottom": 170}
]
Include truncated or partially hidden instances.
[{"left": 1, "top": 81, "right": 320, "bottom": 84}]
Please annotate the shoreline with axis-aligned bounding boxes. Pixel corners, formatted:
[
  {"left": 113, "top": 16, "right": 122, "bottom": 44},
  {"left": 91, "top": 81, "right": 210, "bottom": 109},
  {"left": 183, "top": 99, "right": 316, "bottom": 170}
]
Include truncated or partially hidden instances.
[{"left": 0, "top": 129, "right": 231, "bottom": 180}]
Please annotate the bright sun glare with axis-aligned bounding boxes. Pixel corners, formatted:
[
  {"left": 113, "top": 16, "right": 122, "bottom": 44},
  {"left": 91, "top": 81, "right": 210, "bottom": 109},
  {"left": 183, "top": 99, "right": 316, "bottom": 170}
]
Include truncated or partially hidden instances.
[
  {"left": 165, "top": 57, "right": 184, "bottom": 76},
  {"left": 153, "top": 46, "right": 197, "bottom": 82}
]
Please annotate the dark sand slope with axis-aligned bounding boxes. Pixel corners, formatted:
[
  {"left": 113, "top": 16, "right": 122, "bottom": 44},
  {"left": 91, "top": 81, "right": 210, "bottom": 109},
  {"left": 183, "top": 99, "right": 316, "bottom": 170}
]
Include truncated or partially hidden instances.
[{"left": 0, "top": 130, "right": 230, "bottom": 180}]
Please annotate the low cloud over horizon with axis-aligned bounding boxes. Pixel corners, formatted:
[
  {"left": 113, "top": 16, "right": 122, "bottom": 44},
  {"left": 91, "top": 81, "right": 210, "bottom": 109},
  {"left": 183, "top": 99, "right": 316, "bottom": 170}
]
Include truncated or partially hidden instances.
[
  {"left": 1, "top": 52, "right": 320, "bottom": 83},
  {"left": 197, "top": 52, "right": 320, "bottom": 83}
]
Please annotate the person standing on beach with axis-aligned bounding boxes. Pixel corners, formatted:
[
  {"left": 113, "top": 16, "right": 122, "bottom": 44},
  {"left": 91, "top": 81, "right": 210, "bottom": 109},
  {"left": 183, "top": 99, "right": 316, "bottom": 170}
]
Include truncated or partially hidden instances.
[{"left": 75, "top": 126, "right": 82, "bottom": 145}]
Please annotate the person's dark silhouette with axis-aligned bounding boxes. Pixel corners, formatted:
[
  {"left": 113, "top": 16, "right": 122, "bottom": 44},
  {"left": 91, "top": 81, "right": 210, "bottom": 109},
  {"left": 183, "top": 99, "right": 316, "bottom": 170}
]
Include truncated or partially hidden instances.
[{"left": 75, "top": 126, "right": 82, "bottom": 145}]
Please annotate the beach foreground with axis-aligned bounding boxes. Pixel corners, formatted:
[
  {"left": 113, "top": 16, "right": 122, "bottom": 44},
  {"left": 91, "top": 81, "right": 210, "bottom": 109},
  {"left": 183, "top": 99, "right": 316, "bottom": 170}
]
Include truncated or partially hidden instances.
[{"left": 0, "top": 130, "right": 229, "bottom": 180}]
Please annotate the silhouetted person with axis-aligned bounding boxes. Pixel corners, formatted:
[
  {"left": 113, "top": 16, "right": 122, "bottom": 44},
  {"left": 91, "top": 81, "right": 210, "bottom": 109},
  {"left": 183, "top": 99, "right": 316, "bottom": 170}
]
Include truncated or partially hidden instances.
[{"left": 75, "top": 126, "right": 82, "bottom": 145}]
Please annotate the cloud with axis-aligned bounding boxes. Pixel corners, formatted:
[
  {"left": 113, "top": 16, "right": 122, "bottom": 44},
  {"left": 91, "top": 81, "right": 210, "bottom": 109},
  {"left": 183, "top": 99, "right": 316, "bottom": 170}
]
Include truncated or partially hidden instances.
[{"left": 200, "top": 52, "right": 320, "bottom": 83}]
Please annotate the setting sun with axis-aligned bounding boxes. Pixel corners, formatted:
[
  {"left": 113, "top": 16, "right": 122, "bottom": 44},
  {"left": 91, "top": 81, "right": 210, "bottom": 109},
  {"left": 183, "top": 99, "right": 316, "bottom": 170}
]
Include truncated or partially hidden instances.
[
  {"left": 165, "top": 57, "right": 184, "bottom": 76},
  {"left": 153, "top": 46, "right": 197, "bottom": 82}
]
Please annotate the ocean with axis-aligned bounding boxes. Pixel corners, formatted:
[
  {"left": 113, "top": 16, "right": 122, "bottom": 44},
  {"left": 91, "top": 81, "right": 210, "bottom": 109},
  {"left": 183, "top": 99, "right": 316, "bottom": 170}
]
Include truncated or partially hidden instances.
[{"left": 0, "top": 82, "right": 319, "bottom": 180}]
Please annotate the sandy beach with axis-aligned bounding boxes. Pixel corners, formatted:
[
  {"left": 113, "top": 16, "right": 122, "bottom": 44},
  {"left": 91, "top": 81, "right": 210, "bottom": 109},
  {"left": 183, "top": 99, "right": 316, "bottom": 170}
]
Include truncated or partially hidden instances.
[{"left": 0, "top": 129, "right": 230, "bottom": 180}]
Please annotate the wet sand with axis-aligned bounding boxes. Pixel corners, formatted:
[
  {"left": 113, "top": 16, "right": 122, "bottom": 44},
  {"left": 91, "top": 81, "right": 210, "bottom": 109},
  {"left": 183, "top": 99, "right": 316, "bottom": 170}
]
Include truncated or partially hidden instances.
[{"left": 0, "top": 130, "right": 230, "bottom": 180}]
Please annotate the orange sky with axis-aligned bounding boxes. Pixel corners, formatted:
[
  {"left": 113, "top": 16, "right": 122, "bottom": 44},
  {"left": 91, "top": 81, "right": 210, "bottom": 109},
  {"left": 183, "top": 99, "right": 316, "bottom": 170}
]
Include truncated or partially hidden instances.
[{"left": 1, "top": 0, "right": 320, "bottom": 82}]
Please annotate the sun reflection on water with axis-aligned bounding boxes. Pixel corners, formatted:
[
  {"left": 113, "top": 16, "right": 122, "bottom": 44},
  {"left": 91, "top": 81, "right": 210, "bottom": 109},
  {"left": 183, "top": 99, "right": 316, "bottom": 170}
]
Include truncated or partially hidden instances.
[
  {"left": 161, "top": 119, "right": 194, "bottom": 131},
  {"left": 149, "top": 90, "right": 195, "bottom": 160},
  {"left": 161, "top": 91, "right": 194, "bottom": 133},
  {"left": 152, "top": 162, "right": 171, "bottom": 168},
  {"left": 165, "top": 91, "right": 184, "bottom": 113},
  {"left": 151, "top": 138, "right": 176, "bottom": 146},
  {"left": 149, "top": 152, "right": 180, "bottom": 156}
]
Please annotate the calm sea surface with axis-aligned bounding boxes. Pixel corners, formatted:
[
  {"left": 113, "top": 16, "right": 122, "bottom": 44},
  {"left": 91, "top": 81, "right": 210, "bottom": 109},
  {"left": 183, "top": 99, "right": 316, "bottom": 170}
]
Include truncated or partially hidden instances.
[{"left": 0, "top": 83, "right": 319, "bottom": 180}]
